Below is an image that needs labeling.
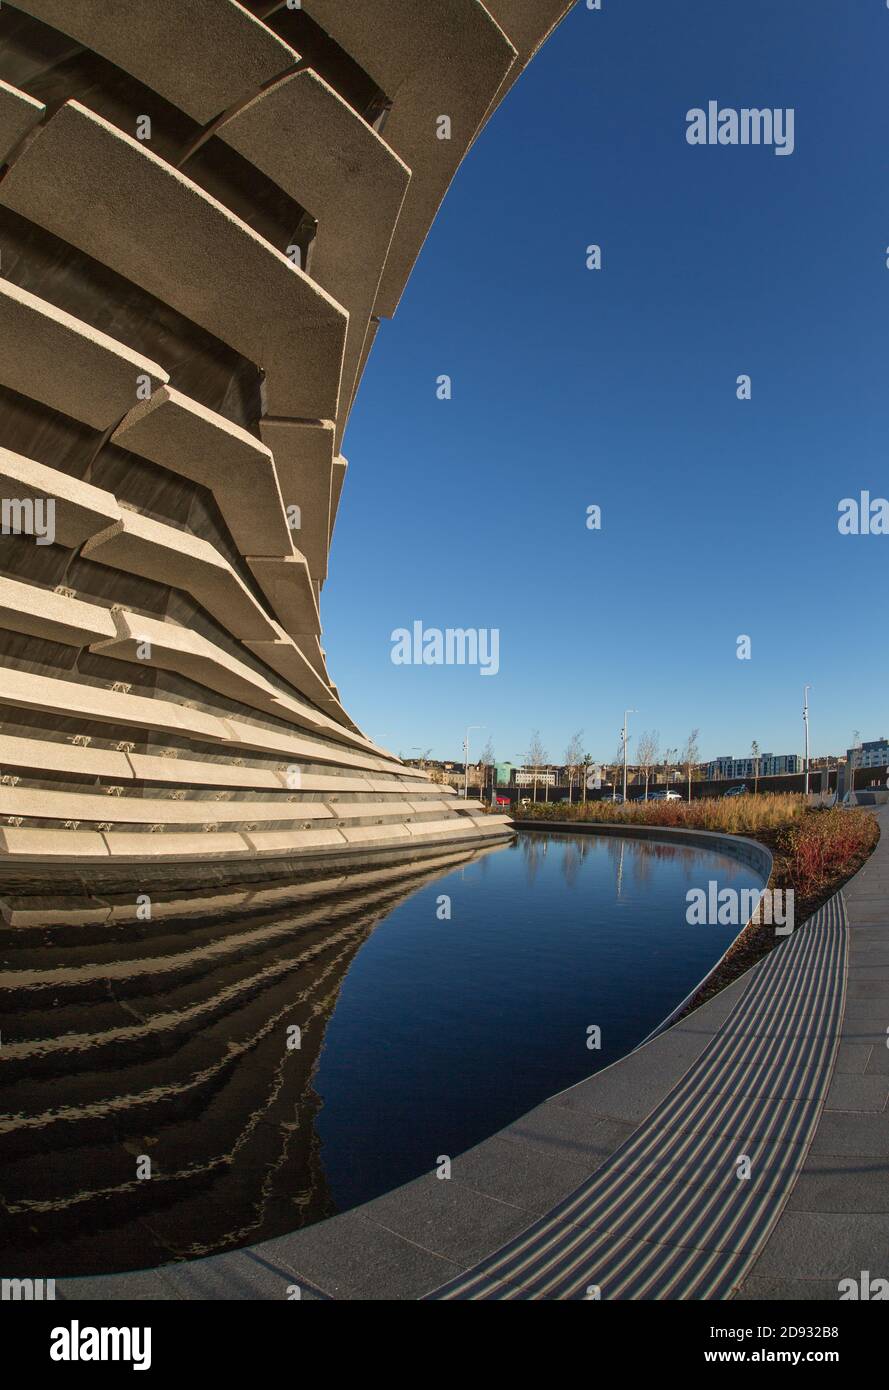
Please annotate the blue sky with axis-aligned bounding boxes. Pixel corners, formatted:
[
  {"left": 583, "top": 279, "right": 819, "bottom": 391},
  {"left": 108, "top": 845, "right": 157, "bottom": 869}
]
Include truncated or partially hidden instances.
[{"left": 323, "top": 0, "right": 889, "bottom": 769}]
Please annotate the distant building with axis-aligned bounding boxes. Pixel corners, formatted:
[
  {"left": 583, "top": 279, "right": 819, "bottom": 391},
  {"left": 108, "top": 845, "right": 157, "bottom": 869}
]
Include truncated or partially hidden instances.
[
  {"left": 847, "top": 739, "right": 889, "bottom": 770},
  {"left": 764, "top": 753, "right": 803, "bottom": 776},
  {"left": 515, "top": 769, "right": 557, "bottom": 788},
  {"left": 706, "top": 753, "right": 802, "bottom": 779},
  {"left": 708, "top": 756, "right": 734, "bottom": 780}
]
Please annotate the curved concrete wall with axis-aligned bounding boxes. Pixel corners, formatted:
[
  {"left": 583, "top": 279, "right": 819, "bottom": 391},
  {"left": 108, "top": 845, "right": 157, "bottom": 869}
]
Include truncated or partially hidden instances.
[{"left": 0, "top": 0, "right": 574, "bottom": 869}]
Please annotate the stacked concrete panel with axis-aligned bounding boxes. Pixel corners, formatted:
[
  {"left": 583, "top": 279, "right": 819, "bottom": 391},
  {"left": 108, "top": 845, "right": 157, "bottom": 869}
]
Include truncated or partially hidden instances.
[{"left": 0, "top": 0, "right": 572, "bottom": 869}]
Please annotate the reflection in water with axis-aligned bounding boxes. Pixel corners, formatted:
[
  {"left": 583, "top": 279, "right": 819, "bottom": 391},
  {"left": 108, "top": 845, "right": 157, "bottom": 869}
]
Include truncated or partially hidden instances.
[
  {"left": 1, "top": 831, "right": 763, "bottom": 1279},
  {"left": 0, "top": 843, "right": 490, "bottom": 1277}
]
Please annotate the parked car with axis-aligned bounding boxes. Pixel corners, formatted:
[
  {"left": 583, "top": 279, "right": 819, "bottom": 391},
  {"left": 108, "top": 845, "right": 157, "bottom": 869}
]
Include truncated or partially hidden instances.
[
  {"left": 723, "top": 784, "right": 749, "bottom": 797},
  {"left": 650, "top": 789, "right": 682, "bottom": 802}
]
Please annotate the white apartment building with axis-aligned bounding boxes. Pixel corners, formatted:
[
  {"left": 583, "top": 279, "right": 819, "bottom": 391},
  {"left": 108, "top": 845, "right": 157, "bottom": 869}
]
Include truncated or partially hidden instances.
[
  {"left": 515, "top": 769, "right": 557, "bottom": 788},
  {"left": 706, "top": 753, "right": 802, "bottom": 779}
]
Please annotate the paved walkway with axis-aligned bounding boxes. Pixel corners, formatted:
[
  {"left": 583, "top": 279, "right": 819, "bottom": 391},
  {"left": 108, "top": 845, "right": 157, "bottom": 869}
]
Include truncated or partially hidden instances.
[
  {"left": 58, "top": 814, "right": 887, "bottom": 1301},
  {"left": 734, "top": 807, "right": 889, "bottom": 1299},
  {"left": 427, "top": 894, "right": 846, "bottom": 1298}
]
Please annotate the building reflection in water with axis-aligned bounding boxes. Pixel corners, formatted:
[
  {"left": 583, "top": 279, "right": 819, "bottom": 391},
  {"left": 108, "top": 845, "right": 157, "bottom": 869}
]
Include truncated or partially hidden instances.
[{"left": 0, "top": 842, "right": 494, "bottom": 1278}]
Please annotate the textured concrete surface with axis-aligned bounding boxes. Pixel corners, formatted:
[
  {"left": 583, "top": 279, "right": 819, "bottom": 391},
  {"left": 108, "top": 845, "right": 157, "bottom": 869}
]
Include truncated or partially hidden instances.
[
  {"left": 12, "top": 0, "right": 299, "bottom": 124},
  {"left": 0, "top": 5, "right": 571, "bottom": 855},
  {"left": 0, "top": 100, "right": 348, "bottom": 420},
  {"left": 112, "top": 386, "right": 293, "bottom": 560},
  {"left": 219, "top": 68, "right": 411, "bottom": 426},
  {"left": 0, "top": 277, "right": 169, "bottom": 429},
  {"left": 0, "top": 76, "right": 44, "bottom": 160},
  {"left": 305, "top": 0, "right": 519, "bottom": 315}
]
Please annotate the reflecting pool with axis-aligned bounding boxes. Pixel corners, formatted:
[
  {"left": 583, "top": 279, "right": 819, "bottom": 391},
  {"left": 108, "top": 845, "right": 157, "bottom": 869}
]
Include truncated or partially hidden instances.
[{"left": 0, "top": 830, "right": 764, "bottom": 1276}]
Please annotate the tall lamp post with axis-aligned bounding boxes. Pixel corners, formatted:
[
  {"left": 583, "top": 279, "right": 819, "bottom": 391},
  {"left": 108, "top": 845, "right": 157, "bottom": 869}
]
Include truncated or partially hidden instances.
[
  {"left": 803, "top": 685, "right": 811, "bottom": 796},
  {"left": 622, "top": 709, "right": 637, "bottom": 803},
  {"left": 463, "top": 725, "right": 484, "bottom": 800}
]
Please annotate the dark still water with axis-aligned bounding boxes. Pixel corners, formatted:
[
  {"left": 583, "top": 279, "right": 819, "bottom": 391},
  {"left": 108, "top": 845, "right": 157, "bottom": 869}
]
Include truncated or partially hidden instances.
[{"left": 0, "top": 831, "right": 763, "bottom": 1276}]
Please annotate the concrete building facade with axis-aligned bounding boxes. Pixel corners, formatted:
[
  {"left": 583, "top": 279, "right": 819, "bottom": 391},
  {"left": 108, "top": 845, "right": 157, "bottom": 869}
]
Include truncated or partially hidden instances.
[
  {"left": 706, "top": 753, "right": 802, "bottom": 780},
  {"left": 0, "top": 1, "right": 573, "bottom": 871},
  {"left": 847, "top": 738, "right": 889, "bottom": 770}
]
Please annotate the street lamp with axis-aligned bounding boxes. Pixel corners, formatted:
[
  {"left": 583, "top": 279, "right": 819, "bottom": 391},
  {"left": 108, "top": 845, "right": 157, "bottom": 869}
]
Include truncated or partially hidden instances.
[
  {"left": 463, "top": 725, "right": 484, "bottom": 800},
  {"left": 622, "top": 709, "right": 637, "bottom": 803},
  {"left": 803, "top": 685, "right": 811, "bottom": 796},
  {"left": 849, "top": 729, "right": 861, "bottom": 803}
]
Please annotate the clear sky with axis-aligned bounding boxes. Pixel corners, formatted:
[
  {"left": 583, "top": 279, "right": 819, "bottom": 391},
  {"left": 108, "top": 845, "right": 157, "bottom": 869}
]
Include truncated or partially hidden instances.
[{"left": 322, "top": 0, "right": 889, "bottom": 769}]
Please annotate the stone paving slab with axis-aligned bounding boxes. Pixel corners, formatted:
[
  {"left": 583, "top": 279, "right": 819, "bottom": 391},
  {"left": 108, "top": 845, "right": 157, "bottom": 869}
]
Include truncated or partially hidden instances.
[
  {"left": 447, "top": 1135, "right": 594, "bottom": 1216},
  {"left": 834, "top": 1042, "right": 873, "bottom": 1072},
  {"left": 809, "top": 1111, "right": 889, "bottom": 1157},
  {"left": 733, "top": 1276, "right": 845, "bottom": 1300},
  {"left": 747, "top": 1212, "right": 889, "bottom": 1281},
  {"left": 551, "top": 1032, "right": 719, "bottom": 1126},
  {"left": 354, "top": 1173, "right": 535, "bottom": 1266},
  {"left": 824, "top": 1073, "right": 889, "bottom": 1111},
  {"left": 495, "top": 1104, "right": 636, "bottom": 1167},
  {"left": 786, "top": 1153, "right": 889, "bottom": 1213},
  {"left": 59, "top": 1268, "right": 184, "bottom": 1301},
  {"left": 249, "top": 1212, "right": 461, "bottom": 1301}
]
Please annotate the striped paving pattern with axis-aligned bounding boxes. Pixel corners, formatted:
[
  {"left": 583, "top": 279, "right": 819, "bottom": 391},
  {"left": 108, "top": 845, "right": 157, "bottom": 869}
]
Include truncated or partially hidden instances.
[{"left": 428, "top": 893, "right": 848, "bottom": 1300}]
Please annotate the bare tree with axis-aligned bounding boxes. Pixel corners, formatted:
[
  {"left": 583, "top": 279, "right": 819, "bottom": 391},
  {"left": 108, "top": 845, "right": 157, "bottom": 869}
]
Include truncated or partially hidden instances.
[
  {"left": 637, "top": 729, "right": 659, "bottom": 801},
  {"left": 564, "top": 729, "right": 584, "bottom": 804},
  {"left": 525, "top": 730, "right": 546, "bottom": 804},
  {"left": 751, "top": 739, "right": 760, "bottom": 796},
  {"left": 683, "top": 729, "right": 700, "bottom": 802}
]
